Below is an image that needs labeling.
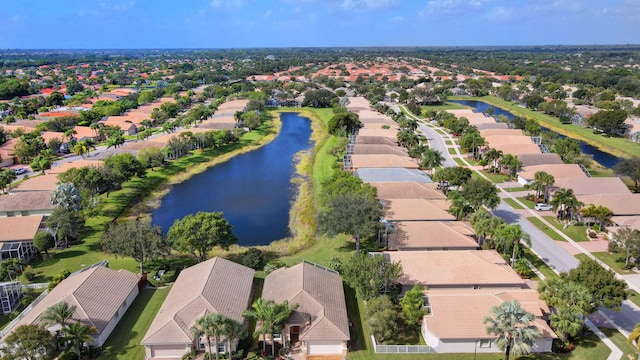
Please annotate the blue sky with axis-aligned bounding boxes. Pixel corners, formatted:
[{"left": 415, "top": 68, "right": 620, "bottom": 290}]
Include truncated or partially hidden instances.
[{"left": 1, "top": 0, "right": 638, "bottom": 49}]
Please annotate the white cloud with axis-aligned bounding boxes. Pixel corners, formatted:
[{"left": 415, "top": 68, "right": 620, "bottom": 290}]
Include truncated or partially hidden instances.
[
  {"left": 486, "top": 6, "right": 512, "bottom": 22},
  {"left": 421, "top": 0, "right": 488, "bottom": 16},
  {"left": 264, "top": 9, "right": 272, "bottom": 17},
  {"left": 211, "top": 0, "right": 245, "bottom": 9},
  {"left": 391, "top": 15, "right": 403, "bottom": 22},
  {"left": 340, "top": 0, "right": 397, "bottom": 11}
]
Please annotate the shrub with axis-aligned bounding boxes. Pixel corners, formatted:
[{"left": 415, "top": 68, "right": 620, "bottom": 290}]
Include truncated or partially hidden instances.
[
  {"left": 589, "top": 231, "right": 598, "bottom": 239},
  {"left": 264, "top": 260, "right": 285, "bottom": 274},
  {"left": 241, "top": 248, "right": 264, "bottom": 270},
  {"left": 21, "top": 294, "right": 34, "bottom": 307},
  {"left": 23, "top": 270, "right": 36, "bottom": 281},
  {"left": 59, "top": 351, "right": 79, "bottom": 360},
  {"left": 182, "top": 349, "right": 197, "bottom": 360},
  {"left": 592, "top": 224, "right": 601, "bottom": 232}
]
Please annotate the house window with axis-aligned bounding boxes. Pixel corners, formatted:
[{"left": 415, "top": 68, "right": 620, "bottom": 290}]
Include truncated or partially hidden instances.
[
  {"left": 273, "top": 333, "right": 282, "bottom": 340},
  {"left": 6, "top": 212, "right": 14, "bottom": 217},
  {"left": 20, "top": 211, "right": 29, "bottom": 216},
  {"left": 199, "top": 337, "right": 206, "bottom": 350},
  {"left": 473, "top": 285, "right": 481, "bottom": 290},
  {"left": 217, "top": 343, "right": 227, "bottom": 353},
  {"left": 479, "top": 339, "right": 491, "bottom": 348}
]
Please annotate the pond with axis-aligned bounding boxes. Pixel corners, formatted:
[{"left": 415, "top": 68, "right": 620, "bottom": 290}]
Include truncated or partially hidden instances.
[
  {"left": 151, "top": 112, "right": 313, "bottom": 246},
  {"left": 450, "top": 100, "right": 621, "bottom": 168}
]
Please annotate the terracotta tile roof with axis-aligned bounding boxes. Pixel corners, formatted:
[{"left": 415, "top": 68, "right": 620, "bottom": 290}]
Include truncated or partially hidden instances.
[
  {"left": 142, "top": 257, "right": 254, "bottom": 345},
  {"left": 352, "top": 144, "right": 407, "bottom": 156},
  {"left": 72, "top": 126, "right": 99, "bottom": 141},
  {"left": 11, "top": 174, "right": 58, "bottom": 192},
  {"left": 555, "top": 177, "right": 630, "bottom": 196},
  {"left": 0, "top": 215, "right": 44, "bottom": 242},
  {"left": 354, "top": 136, "right": 397, "bottom": 146},
  {"left": 40, "top": 131, "right": 65, "bottom": 144},
  {"left": 357, "top": 127, "right": 398, "bottom": 139},
  {"left": 479, "top": 129, "right": 526, "bottom": 137},
  {"left": 518, "top": 153, "right": 564, "bottom": 167},
  {"left": 370, "top": 182, "right": 444, "bottom": 200},
  {"left": 262, "top": 262, "right": 349, "bottom": 342},
  {"left": 2, "top": 266, "right": 139, "bottom": 340},
  {"left": 351, "top": 154, "right": 418, "bottom": 170},
  {"left": 476, "top": 122, "right": 510, "bottom": 130},
  {"left": 518, "top": 164, "right": 587, "bottom": 184},
  {"left": 49, "top": 160, "right": 103, "bottom": 174},
  {"left": 423, "top": 290, "right": 556, "bottom": 340},
  {"left": 216, "top": 100, "right": 249, "bottom": 115},
  {"left": 383, "top": 198, "right": 455, "bottom": 222},
  {"left": 576, "top": 193, "right": 640, "bottom": 216},
  {"left": 0, "top": 191, "right": 54, "bottom": 213},
  {"left": 385, "top": 250, "right": 526, "bottom": 288},
  {"left": 492, "top": 143, "right": 541, "bottom": 156},
  {"left": 389, "top": 221, "right": 478, "bottom": 250}
]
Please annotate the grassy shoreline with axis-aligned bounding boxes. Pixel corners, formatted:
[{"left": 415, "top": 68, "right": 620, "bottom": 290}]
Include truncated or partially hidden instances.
[{"left": 450, "top": 95, "right": 640, "bottom": 160}]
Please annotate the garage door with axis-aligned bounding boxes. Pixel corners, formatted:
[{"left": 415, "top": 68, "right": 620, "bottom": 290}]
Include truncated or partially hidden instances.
[
  {"left": 307, "top": 341, "right": 342, "bottom": 354},
  {"left": 151, "top": 345, "right": 185, "bottom": 358}
]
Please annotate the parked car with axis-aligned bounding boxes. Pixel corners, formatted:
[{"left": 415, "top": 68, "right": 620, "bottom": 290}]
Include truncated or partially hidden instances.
[
  {"left": 13, "top": 167, "right": 27, "bottom": 175},
  {"left": 535, "top": 203, "right": 552, "bottom": 211}
]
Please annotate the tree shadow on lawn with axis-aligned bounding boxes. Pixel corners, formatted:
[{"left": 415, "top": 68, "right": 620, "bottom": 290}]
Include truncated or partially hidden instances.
[{"left": 344, "top": 285, "right": 367, "bottom": 352}]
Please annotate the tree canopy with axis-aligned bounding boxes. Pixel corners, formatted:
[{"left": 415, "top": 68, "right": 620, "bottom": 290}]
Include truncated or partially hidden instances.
[
  {"left": 564, "top": 258, "right": 627, "bottom": 312},
  {"left": 341, "top": 254, "right": 402, "bottom": 301},
  {"left": 167, "top": 212, "right": 237, "bottom": 262},
  {"left": 101, "top": 219, "right": 168, "bottom": 273}
]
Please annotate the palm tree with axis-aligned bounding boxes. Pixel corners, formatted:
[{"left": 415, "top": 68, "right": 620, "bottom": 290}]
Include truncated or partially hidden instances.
[
  {"left": 191, "top": 313, "right": 230, "bottom": 360},
  {"left": 271, "top": 301, "right": 298, "bottom": 358},
  {"left": 594, "top": 205, "right": 614, "bottom": 232},
  {"left": 499, "top": 154, "right": 522, "bottom": 177},
  {"left": 243, "top": 298, "right": 274, "bottom": 354},
  {"left": 484, "top": 300, "right": 541, "bottom": 360},
  {"left": 51, "top": 183, "right": 82, "bottom": 211},
  {"left": 72, "top": 139, "right": 96, "bottom": 158},
  {"left": 106, "top": 134, "right": 125, "bottom": 149},
  {"left": 41, "top": 302, "right": 77, "bottom": 330},
  {"left": 421, "top": 148, "right": 445, "bottom": 175},
  {"left": 533, "top": 171, "right": 555, "bottom": 203},
  {"left": 550, "top": 188, "right": 583, "bottom": 222},
  {"left": 63, "top": 322, "right": 96, "bottom": 359},
  {"left": 484, "top": 148, "right": 503, "bottom": 173},
  {"left": 579, "top": 204, "right": 598, "bottom": 227},
  {"left": 494, "top": 224, "right": 531, "bottom": 263},
  {"left": 223, "top": 318, "right": 246, "bottom": 359},
  {"left": 628, "top": 323, "right": 640, "bottom": 355}
]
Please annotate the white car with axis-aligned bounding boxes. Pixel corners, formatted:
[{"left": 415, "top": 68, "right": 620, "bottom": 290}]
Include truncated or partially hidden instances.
[
  {"left": 13, "top": 168, "right": 27, "bottom": 175},
  {"left": 535, "top": 203, "right": 552, "bottom": 211}
]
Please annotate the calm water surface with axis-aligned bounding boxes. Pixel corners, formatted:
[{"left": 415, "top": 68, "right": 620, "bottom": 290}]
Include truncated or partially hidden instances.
[
  {"left": 450, "top": 100, "right": 621, "bottom": 168},
  {"left": 151, "top": 112, "right": 313, "bottom": 246}
]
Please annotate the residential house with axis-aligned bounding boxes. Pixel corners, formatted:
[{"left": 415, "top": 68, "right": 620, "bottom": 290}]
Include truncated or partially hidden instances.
[
  {"left": 352, "top": 144, "right": 408, "bottom": 156},
  {"left": 517, "top": 164, "right": 587, "bottom": 186},
  {"left": 103, "top": 117, "right": 138, "bottom": 136},
  {"left": 0, "top": 215, "right": 43, "bottom": 261},
  {"left": 382, "top": 198, "right": 455, "bottom": 222},
  {"left": 422, "top": 290, "right": 556, "bottom": 353},
  {"left": 142, "top": 257, "right": 255, "bottom": 359},
  {"left": 384, "top": 250, "right": 527, "bottom": 292},
  {"left": 351, "top": 155, "right": 419, "bottom": 171},
  {"left": 0, "top": 265, "right": 139, "bottom": 347},
  {"left": 356, "top": 168, "right": 433, "bottom": 183},
  {"left": 518, "top": 153, "right": 564, "bottom": 167},
  {"left": 0, "top": 138, "right": 19, "bottom": 167},
  {"left": 262, "top": 261, "right": 350, "bottom": 360},
  {"left": 370, "top": 182, "right": 445, "bottom": 201},
  {"left": 0, "top": 191, "right": 55, "bottom": 217},
  {"left": 385, "top": 221, "right": 478, "bottom": 251}
]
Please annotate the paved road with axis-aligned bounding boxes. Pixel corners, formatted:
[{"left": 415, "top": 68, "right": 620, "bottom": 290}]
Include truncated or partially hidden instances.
[
  {"left": 417, "top": 123, "right": 457, "bottom": 168},
  {"left": 492, "top": 201, "right": 579, "bottom": 273}
]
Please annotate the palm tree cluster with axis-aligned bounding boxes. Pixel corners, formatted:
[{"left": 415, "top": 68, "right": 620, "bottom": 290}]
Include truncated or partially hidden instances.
[
  {"left": 41, "top": 302, "right": 96, "bottom": 359},
  {"left": 549, "top": 188, "right": 583, "bottom": 223},
  {"left": 470, "top": 209, "right": 531, "bottom": 263},
  {"left": 530, "top": 171, "right": 555, "bottom": 203},
  {"left": 394, "top": 114, "right": 445, "bottom": 174},
  {"left": 243, "top": 298, "right": 298, "bottom": 359},
  {"left": 579, "top": 204, "right": 614, "bottom": 231},
  {"left": 190, "top": 313, "right": 246, "bottom": 360},
  {"left": 538, "top": 277, "right": 592, "bottom": 343}
]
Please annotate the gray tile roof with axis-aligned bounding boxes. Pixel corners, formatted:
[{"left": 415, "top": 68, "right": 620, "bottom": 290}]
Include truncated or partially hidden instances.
[
  {"left": 262, "top": 261, "right": 350, "bottom": 342},
  {"left": 142, "top": 257, "right": 255, "bottom": 345}
]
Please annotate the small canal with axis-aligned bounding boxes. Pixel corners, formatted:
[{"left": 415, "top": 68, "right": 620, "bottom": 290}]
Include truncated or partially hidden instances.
[
  {"left": 151, "top": 112, "right": 313, "bottom": 246},
  {"left": 450, "top": 100, "right": 621, "bottom": 168}
]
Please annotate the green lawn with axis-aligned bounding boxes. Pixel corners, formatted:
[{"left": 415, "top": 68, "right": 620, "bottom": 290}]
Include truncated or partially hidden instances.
[
  {"left": 448, "top": 148, "right": 457, "bottom": 154},
  {"left": 600, "top": 327, "right": 638, "bottom": 359},
  {"left": 526, "top": 217, "right": 565, "bottom": 241},
  {"left": 518, "top": 197, "right": 537, "bottom": 209},
  {"left": 503, "top": 187, "right": 527, "bottom": 192},
  {"left": 450, "top": 95, "right": 640, "bottom": 160},
  {"left": 101, "top": 286, "right": 170, "bottom": 359},
  {"left": 522, "top": 248, "right": 559, "bottom": 280},
  {"left": 628, "top": 290, "right": 640, "bottom": 309},
  {"left": 445, "top": 140, "right": 453, "bottom": 145},
  {"left": 542, "top": 216, "right": 589, "bottom": 242},
  {"left": 576, "top": 252, "right": 634, "bottom": 275},
  {"left": 454, "top": 158, "right": 467, "bottom": 166},
  {"left": 420, "top": 103, "right": 467, "bottom": 113},
  {"left": 481, "top": 171, "right": 510, "bottom": 183},
  {"left": 503, "top": 198, "right": 525, "bottom": 210}
]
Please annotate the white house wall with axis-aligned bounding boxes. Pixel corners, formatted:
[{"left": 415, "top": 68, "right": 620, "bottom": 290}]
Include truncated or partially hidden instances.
[{"left": 96, "top": 283, "right": 139, "bottom": 347}]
